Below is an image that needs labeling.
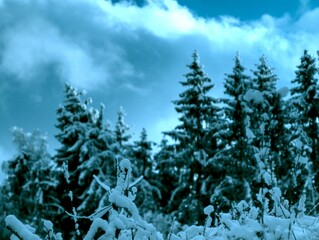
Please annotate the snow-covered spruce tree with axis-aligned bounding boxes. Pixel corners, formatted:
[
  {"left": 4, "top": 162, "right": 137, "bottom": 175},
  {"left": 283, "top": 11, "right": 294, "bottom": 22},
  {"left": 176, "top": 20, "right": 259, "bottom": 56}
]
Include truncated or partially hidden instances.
[
  {"left": 164, "top": 51, "right": 220, "bottom": 224},
  {"left": 267, "top": 92, "right": 295, "bottom": 201},
  {"left": 131, "top": 128, "right": 153, "bottom": 177},
  {"left": 55, "top": 83, "right": 116, "bottom": 237},
  {"left": 248, "top": 56, "right": 292, "bottom": 191},
  {"left": 223, "top": 53, "right": 255, "bottom": 179},
  {"left": 289, "top": 50, "right": 319, "bottom": 210},
  {"left": 248, "top": 55, "right": 277, "bottom": 149},
  {"left": 0, "top": 184, "right": 11, "bottom": 239},
  {"left": 154, "top": 137, "right": 178, "bottom": 209},
  {"left": 1, "top": 128, "right": 60, "bottom": 237},
  {"left": 114, "top": 106, "right": 131, "bottom": 158},
  {"left": 130, "top": 128, "right": 161, "bottom": 214},
  {"left": 214, "top": 53, "right": 254, "bottom": 212},
  {"left": 76, "top": 104, "right": 118, "bottom": 226}
]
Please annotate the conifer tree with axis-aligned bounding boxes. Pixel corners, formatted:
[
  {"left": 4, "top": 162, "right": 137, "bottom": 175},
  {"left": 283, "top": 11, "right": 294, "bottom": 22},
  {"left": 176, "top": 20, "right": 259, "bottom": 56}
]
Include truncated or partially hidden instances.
[
  {"left": 290, "top": 50, "right": 319, "bottom": 167},
  {"left": 269, "top": 92, "right": 295, "bottom": 199},
  {"left": 289, "top": 50, "right": 319, "bottom": 208},
  {"left": 223, "top": 53, "right": 254, "bottom": 179},
  {"left": 249, "top": 56, "right": 279, "bottom": 181},
  {"left": 249, "top": 56, "right": 277, "bottom": 149},
  {"left": 248, "top": 56, "right": 294, "bottom": 201},
  {"left": 77, "top": 104, "right": 117, "bottom": 216},
  {"left": 166, "top": 51, "right": 214, "bottom": 153},
  {"left": 154, "top": 138, "right": 178, "bottom": 209},
  {"left": 55, "top": 83, "right": 106, "bottom": 237},
  {"left": 164, "top": 50, "right": 219, "bottom": 224},
  {"left": 114, "top": 106, "right": 131, "bottom": 158},
  {"left": 132, "top": 128, "right": 153, "bottom": 177},
  {"left": 130, "top": 128, "right": 160, "bottom": 214},
  {"left": 1, "top": 128, "right": 59, "bottom": 236}
]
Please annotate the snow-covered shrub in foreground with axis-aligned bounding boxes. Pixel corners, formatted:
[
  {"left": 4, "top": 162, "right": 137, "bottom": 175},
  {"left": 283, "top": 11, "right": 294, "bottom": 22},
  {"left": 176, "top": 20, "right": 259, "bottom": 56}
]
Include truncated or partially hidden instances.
[
  {"left": 84, "top": 159, "right": 163, "bottom": 240},
  {"left": 5, "top": 159, "right": 319, "bottom": 239},
  {"left": 5, "top": 159, "right": 163, "bottom": 240},
  {"left": 167, "top": 198, "right": 319, "bottom": 240}
]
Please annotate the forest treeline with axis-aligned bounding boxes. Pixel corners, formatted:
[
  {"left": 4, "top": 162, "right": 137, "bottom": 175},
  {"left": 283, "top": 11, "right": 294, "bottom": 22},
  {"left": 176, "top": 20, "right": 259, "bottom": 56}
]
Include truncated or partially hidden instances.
[{"left": 1, "top": 50, "right": 319, "bottom": 238}]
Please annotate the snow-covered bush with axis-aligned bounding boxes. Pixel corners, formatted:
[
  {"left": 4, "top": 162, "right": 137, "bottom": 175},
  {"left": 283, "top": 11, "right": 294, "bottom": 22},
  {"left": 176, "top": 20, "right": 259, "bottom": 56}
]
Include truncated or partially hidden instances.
[
  {"left": 5, "top": 159, "right": 163, "bottom": 240},
  {"left": 5, "top": 170, "right": 319, "bottom": 240},
  {"left": 4, "top": 157, "right": 319, "bottom": 240}
]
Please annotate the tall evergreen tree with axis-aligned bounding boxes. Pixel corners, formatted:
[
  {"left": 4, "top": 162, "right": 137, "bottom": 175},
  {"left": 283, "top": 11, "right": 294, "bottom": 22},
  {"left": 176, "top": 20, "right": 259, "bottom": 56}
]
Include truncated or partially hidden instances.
[
  {"left": 130, "top": 128, "right": 159, "bottom": 214},
  {"left": 76, "top": 104, "right": 117, "bottom": 216},
  {"left": 166, "top": 51, "right": 214, "bottom": 152},
  {"left": 223, "top": 53, "right": 254, "bottom": 179},
  {"left": 248, "top": 56, "right": 294, "bottom": 202},
  {"left": 55, "top": 83, "right": 104, "bottom": 237},
  {"left": 249, "top": 56, "right": 277, "bottom": 149},
  {"left": 269, "top": 92, "right": 295, "bottom": 200},
  {"left": 1, "top": 128, "right": 60, "bottom": 236},
  {"left": 289, "top": 50, "right": 319, "bottom": 208},
  {"left": 164, "top": 51, "right": 219, "bottom": 224},
  {"left": 154, "top": 137, "right": 178, "bottom": 209}
]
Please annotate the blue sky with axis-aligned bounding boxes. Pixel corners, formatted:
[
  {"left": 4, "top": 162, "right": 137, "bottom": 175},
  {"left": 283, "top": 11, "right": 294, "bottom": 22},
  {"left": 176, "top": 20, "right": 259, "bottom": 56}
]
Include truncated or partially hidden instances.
[{"left": 0, "top": 0, "right": 319, "bottom": 181}]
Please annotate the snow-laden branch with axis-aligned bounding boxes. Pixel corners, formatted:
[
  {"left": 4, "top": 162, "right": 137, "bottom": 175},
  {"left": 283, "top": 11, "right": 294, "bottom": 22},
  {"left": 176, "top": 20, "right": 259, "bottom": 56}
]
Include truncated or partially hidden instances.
[
  {"left": 93, "top": 174, "right": 111, "bottom": 193},
  {"left": 5, "top": 215, "right": 42, "bottom": 240}
]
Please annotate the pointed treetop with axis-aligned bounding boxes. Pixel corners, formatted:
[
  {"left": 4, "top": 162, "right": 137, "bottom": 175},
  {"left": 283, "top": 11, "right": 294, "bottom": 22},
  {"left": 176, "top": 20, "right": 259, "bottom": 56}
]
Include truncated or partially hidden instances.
[
  {"left": 252, "top": 55, "right": 277, "bottom": 94},
  {"left": 96, "top": 103, "right": 105, "bottom": 128},
  {"left": 115, "top": 106, "right": 131, "bottom": 146},
  {"left": 224, "top": 52, "right": 250, "bottom": 98},
  {"left": 192, "top": 50, "right": 199, "bottom": 64},
  {"left": 291, "top": 50, "right": 317, "bottom": 97},
  {"left": 233, "top": 52, "right": 245, "bottom": 74}
]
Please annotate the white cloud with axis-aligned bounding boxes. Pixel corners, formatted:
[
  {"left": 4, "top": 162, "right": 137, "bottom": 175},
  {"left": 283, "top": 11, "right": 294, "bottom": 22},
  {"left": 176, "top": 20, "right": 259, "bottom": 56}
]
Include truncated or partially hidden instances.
[
  {"left": 0, "top": 0, "right": 318, "bottom": 92},
  {"left": 1, "top": 17, "right": 108, "bottom": 90},
  {"left": 0, "top": 0, "right": 139, "bottom": 90},
  {"left": 296, "top": 8, "right": 319, "bottom": 33}
]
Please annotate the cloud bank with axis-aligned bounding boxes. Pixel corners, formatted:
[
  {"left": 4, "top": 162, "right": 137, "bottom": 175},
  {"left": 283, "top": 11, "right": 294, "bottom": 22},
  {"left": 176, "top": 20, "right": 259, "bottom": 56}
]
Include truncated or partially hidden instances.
[
  {"left": 1, "top": 0, "right": 318, "bottom": 91},
  {"left": 0, "top": 0, "right": 318, "bottom": 151}
]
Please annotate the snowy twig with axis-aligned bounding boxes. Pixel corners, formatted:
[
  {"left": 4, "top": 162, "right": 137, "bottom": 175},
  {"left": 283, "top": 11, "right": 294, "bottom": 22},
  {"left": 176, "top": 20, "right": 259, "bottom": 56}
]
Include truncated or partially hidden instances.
[
  {"left": 307, "top": 201, "right": 319, "bottom": 216},
  {"left": 66, "top": 205, "right": 112, "bottom": 221},
  {"left": 168, "top": 217, "right": 176, "bottom": 240},
  {"left": 93, "top": 174, "right": 111, "bottom": 193},
  {"left": 129, "top": 176, "right": 144, "bottom": 189},
  {"left": 5, "top": 215, "right": 42, "bottom": 240}
]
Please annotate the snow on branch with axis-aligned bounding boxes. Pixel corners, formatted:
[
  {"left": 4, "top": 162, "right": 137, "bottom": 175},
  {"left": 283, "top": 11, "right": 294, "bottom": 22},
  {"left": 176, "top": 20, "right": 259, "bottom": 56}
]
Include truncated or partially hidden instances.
[
  {"left": 5, "top": 215, "right": 42, "bottom": 240},
  {"left": 93, "top": 174, "right": 111, "bottom": 193}
]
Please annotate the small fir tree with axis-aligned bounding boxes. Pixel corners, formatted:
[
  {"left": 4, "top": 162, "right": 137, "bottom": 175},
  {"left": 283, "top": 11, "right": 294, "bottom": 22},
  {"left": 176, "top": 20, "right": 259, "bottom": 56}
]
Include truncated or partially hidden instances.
[
  {"left": 289, "top": 50, "right": 319, "bottom": 210},
  {"left": 130, "top": 128, "right": 160, "bottom": 214},
  {"left": 114, "top": 106, "right": 131, "bottom": 158},
  {"left": 1, "top": 128, "right": 60, "bottom": 236}
]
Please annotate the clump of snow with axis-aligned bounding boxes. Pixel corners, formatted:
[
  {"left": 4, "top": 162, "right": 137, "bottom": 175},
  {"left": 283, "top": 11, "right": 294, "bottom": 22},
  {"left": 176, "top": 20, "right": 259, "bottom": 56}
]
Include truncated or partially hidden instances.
[
  {"left": 62, "top": 161, "right": 70, "bottom": 184},
  {"left": 5, "top": 215, "right": 42, "bottom": 240},
  {"left": 204, "top": 205, "right": 214, "bottom": 215},
  {"left": 84, "top": 159, "right": 163, "bottom": 240},
  {"left": 246, "top": 127, "right": 255, "bottom": 140},
  {"left": 278, "top": 87, "right": 289, "bottom": 98},
  {"left": 43, "top": 219, "right": 53, "bottom": 231},
  {"left": 243, "top": 89, "right": 264, "bottom": 104},
  {"left": 119, "top": 158, "right": 132, "bottom": 173},
  {"left": 263, "top": 171, "right": 272, "bottom": 186}
]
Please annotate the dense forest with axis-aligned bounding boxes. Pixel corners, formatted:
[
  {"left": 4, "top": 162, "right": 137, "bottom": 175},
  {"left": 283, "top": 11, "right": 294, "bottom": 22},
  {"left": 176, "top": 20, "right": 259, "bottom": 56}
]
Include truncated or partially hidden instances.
[{"left": 1, "top": 50, "right": 319, "bottom": 239}]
